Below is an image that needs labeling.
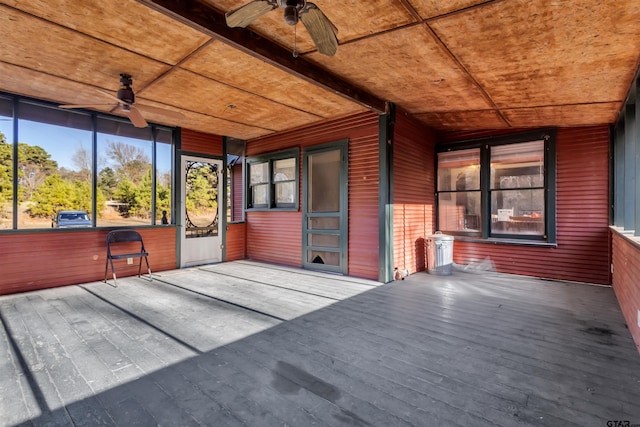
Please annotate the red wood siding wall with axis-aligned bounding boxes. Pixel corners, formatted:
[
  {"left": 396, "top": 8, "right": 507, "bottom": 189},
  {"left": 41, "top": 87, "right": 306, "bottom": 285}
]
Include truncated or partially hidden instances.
[
  {"left": 347, "top": 122, "right": 381, "bottom": 279},
  {"left": 232, "top": 163, "right": 243, "bottom": 222},
  {"left": 245, "top": 112, "right": 381, "bottom": 279},
  {"left": 441, "top": 126, "right": 611, "bottom": 285},
  {"left": 181, "top": 128, "right": 223, "bottom": 156},
  {"left": 0, "top": 227, "right": 176, "bottom": 295},
  {"left": 611, "top": 231, "right": 640, "bottom": 354},
  {"left": 246, "top": 211, "right": 302, "bottom": 266},
  {"left": 225, "top": 222, "right": 246, "bottom": 261},
  {"left": 392, "top": 113, "right": 437, "bottom": 274}
]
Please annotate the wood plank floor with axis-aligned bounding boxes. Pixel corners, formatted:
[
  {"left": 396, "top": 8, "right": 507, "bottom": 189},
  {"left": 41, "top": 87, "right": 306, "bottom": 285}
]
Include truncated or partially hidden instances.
[{"left": 1, "top": 260, "right": 639, "bottom": 426}]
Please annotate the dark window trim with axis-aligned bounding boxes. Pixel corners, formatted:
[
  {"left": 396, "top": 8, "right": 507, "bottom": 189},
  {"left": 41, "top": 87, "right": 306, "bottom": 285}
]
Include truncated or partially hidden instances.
[
  {"left": 436, "top": 128, "right": 557, "bottom": 244},
  {"left": 245, "top": 147, "right": 299, "bottom": 211},
  {"left": 0, "top": 91, "right": 176, "bottom": 232}
]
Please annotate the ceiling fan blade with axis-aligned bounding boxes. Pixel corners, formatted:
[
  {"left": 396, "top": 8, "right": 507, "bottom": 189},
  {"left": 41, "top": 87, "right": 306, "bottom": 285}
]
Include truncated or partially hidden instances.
[
  {"left": 135, "top": 103, "right": 185, "bottom": 120},
  {"left": 226, "top": 0, "right": 278, "bottom": 28},
  {"left": 95, "top": 88, "right": 123, "bottom": 104},
  {"left": 299, "top": 3, "right": 338, "bottom": 56},
  {"left": 122, "top": 105, "right": 148, "bottom": 128},
  {"left": 59, "top": 103, "right": 117, "bottom": 109}
]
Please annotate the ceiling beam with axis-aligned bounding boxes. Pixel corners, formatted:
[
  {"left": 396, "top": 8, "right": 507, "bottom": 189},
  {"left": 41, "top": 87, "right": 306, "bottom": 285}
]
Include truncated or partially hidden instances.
[{"left": 137, "top": 0, "right": 387, "bottom": 113}]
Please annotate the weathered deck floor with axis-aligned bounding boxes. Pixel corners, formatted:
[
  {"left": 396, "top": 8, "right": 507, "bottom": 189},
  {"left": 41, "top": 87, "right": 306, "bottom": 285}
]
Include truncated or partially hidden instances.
[{"left": 1, "top": 260, "right": 639, "bottom": 426}]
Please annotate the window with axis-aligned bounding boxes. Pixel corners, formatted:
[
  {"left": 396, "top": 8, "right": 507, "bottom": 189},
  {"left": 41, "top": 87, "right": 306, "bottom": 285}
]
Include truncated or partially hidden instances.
[
  {"left": 490, "top": 141, "right": 545, "bottom": 236},
  {"left": 436, "top": 130, "right": 555, "bottom": 242},
  {"left": 18, "top": 101, "right": 93, "bottom": 229},
  {"left": 246, "top": 149, "right": 299, "bottom": 210},
  {"left": 97, "top": 117, "right": 153, "bottom": 226},
  {"left": 0, "top": 96, "right": 14, "bottom": 229},
  {"left": 437, "top": 148, "right": 481, "bottom": 232},
  {"left": 0, "top": 93, "right": 176, "bottom": 230}
]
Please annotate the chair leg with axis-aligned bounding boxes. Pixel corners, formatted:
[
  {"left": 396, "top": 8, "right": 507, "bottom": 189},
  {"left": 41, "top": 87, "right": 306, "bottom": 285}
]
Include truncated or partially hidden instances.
[
  {"left": 104, "top": 257, "right": 118, "bottom": 288},
  {"left": 139, "top": 256, "right": 152, "bottom": 281}
]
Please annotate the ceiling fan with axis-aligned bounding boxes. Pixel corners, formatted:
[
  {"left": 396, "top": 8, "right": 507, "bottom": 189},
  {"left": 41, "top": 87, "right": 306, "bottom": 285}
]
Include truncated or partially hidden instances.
[
  {"left": 59, "top": 73, "right": 184, "bottom": 128},
  {"left": 225, "top": 0, "right": 338, "bottom": 56}
]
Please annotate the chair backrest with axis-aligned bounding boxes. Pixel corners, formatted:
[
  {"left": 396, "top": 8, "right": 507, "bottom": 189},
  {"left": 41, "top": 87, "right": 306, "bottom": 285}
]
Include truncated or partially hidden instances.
[{"left": 106, "top": 230, "right": 143, "bottom": 244}]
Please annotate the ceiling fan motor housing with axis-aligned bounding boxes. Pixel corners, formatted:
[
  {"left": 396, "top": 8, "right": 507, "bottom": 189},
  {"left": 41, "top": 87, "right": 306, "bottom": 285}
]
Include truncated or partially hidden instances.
[
  {"left": 118, "top": 73, "right": 135, "bottom": 104},
  {"left": 280, "top": 0, "right": 305, "bottom": 25}
]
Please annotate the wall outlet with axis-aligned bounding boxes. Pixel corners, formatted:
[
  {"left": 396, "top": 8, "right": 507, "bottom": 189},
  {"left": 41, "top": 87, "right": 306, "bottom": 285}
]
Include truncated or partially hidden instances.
[
  {"left": 637, "top": 310, "right": 640, "bottom": 328},
  {"left": 127, "top": 257, "right": 133, "bottom": 265}
]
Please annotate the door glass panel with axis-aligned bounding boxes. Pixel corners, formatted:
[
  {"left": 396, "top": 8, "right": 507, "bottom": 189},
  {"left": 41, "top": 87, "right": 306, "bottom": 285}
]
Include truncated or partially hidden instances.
[
  {"left": 308, "top": 250, "right": 340, "bottom": 266},
  {"left": 184, "top": 160, "right": 219, "bottom": 238},
  {"left": 309, "top": 150, "right": 340, "bottom": 213},
  {"left": 308, "top": 216, "right": 340, "bottom": 230},
  {"left": 308, "top": 233, "right": 340, "bottom": 247}
]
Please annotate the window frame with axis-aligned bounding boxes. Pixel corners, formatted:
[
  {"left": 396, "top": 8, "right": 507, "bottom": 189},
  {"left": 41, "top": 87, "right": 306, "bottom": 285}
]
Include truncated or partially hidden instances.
[
  {"left": 0, "top": 92, "right": 176, "bottom": 231},
  {"left": 436, "top": 129, "right": 556, "bottom": 244},
  {"left": 245, "top": 148, "right": 299, "bottom": 211}
]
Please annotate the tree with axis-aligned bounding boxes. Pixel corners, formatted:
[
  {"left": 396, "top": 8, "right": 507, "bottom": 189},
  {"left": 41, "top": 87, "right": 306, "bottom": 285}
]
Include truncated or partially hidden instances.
[
  {"left": 113, "top": 177, "right": 139, "bottom": 217},
  {"left": 185, "top": 163, "right": 218, "bottom": 223},
  {"left": 29, "top": 174, "right": 73, "bottom": 216},
  {"left": 98, "top": 167, "right": 117, "bottom": 200},
  {"left": 29, "top": 174, "right": 103, "bottom": 218},
  {"left": 0, "top": 136, "right": 12, "bottom": 217},
  {"left": 106, "top": 141, "right": 149, "bottom": 183},
  {"left": 13, "top": 142, "right": 59, "bottom": 201},
  {"left": 71, "top": 145, "right": 91, "bottom": 183}
]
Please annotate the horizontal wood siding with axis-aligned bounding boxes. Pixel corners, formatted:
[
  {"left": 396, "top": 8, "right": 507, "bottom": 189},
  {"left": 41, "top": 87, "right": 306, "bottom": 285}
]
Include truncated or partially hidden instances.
[
  {"left": 611, "top": 231, "right": 640, "bottom": 354},
  {"left": 393, "top": 113, "right": 437, "bottom": 274},
  {"left": 348, "top": 130, "right": 380, "bottom": 279},
  {"left": 448, "top": 126, "right": 611, "bottom": 285},
  {"left": 225, "top": 222, "right": 246, "bottom": 261},
  {"left": 232, "top": 163, "right": 243, "bottom": 222},
  {"left": 0, "top": 227, "right": 176, "bottom": 295},
  {"left": 246, "top": 112, "right": 381, "bottom": 279},
  {"left": 246, "top": 211, "right": 302, "bottom": 266},
  {"left": 181, "top": 128, "right": 223, "bottom": 156}
]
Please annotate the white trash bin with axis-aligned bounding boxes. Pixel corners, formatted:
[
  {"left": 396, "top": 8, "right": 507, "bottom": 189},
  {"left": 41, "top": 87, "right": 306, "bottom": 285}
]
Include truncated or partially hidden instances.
[{"left": 426, "top": 231, "right": 454, "bottom": 275}]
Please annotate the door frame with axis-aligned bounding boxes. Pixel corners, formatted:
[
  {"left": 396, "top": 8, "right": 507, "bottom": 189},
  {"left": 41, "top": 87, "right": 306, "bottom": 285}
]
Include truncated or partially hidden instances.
[
  {"left": 176, "top": 152, "right": 226, "bottom": 268},
  {"left": 301, "top": 139, "right": 349, "bottom": 274}
]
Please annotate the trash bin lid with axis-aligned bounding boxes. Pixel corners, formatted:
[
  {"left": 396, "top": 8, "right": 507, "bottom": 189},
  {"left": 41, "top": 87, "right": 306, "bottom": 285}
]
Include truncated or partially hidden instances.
[{"left": 427, "top": 231, "right": 454, "bottom": 241}]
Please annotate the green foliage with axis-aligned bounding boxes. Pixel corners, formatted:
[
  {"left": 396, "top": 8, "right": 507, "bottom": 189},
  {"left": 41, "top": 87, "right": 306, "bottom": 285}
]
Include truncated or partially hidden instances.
[
  {"left": 186, "top": 164, "right": 218, "bottom": 215},
  {"left": 0, "top": 139, "right": 13, "bottom": 215},
  {"left": 112, "top": 167, "right": 170, "bottom": 221},
  {"left": 29, "top": 174, "right": 73, "bottom": 216},
  {"left": 29, "top": 175, "right": 104, "bottom": 218},
  {"left": 114, "top": 177, "right": 139, "bottom": 217},
  {"left": 17, "top": 142, "right": 58, "bottom": 174},
  {"left": 98, "top": 167, "right": 117, "bottom": 200}
]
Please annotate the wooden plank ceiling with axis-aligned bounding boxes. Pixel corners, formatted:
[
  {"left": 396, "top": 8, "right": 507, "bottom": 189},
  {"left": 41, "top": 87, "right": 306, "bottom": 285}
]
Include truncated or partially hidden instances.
[{"left": 0, "top": 0, "right": 639, "bottom": 140}]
